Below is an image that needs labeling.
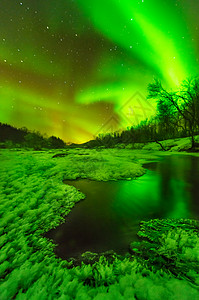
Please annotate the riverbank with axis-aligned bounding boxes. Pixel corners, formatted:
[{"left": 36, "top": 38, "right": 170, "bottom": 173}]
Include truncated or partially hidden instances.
[
  {"left": 0, "top": 149, "right": 199, "bottom": 299},
  {"left": 68, "top": 135, "right": 199, "bottom": 153},
  {"left": 97, "top": 135, "right": 199, "bottom": 153},
  {"left": 142, "top": 135, "right": 199, "bottom": 152}
]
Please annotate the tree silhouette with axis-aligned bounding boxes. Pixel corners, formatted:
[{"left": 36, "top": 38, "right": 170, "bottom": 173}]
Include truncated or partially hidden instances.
[
  {"left": 147, "top": 77, "right": 199, "bottom": 148},
  {"left": 48, "top": 136, "right": 66, "bottom": 148}
]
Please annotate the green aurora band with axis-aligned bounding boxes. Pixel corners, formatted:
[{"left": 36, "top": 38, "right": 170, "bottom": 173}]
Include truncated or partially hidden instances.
[{"left": 0, "top": 0, "right": 198, "bottom": 143}]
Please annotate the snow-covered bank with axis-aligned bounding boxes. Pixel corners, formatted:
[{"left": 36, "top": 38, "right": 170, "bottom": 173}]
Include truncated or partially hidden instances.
[
  {"left": 142, "top": 136, "right": 199, "bottom": 152},
  {"left": 108, "top": 135, "right": 199, "bottom": 153}
]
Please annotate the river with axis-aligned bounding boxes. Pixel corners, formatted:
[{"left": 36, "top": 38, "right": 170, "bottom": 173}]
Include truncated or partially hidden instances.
[{"left": 45, "top": 154, "right": 199, "bottom": 259}]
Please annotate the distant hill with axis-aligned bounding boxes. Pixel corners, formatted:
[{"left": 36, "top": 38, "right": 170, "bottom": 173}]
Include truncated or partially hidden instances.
[
  {"left": 0, "top": 122, "right": 66, "bottom": 149},
  {"left": 69, "top": 139, "right": 103, "bottom": 148}
]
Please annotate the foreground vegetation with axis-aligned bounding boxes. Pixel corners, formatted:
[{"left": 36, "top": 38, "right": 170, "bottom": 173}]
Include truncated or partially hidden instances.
[{"left": 0, "top": 149, "right": 199, "bottom": 299}]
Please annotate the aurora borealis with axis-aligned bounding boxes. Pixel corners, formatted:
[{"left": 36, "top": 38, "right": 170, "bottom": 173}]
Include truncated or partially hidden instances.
[{"left": 0, "top": 0, "right": 199, "bottom": 143}]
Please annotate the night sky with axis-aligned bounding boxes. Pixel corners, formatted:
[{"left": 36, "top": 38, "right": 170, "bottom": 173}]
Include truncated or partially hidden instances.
[{"left": 0, "top": 0, "right": 198, "bottom": 143}]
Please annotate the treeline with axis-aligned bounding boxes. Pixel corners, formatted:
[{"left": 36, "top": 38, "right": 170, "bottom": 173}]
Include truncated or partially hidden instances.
[
  {"left": 0, "top": 123, "right": 66, "bottom": 149},
  {"left": 92, "top": 77, "right": 199, "bottom": 148}
]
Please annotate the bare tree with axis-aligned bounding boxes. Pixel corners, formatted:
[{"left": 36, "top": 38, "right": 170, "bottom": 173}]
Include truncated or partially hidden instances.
[{"left": 147, "top": 77, "right": 199, "bottom": 148}]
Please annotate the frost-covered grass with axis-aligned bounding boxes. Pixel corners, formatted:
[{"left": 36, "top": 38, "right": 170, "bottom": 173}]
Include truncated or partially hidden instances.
[
  {"left": 130, "top": 219, "right": 199, "bottom": 285},
  {"left": 0, "top": 149, "right": 199, "bottom": 299}
]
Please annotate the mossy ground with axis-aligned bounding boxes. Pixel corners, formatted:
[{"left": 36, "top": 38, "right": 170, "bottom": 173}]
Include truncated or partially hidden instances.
[{"left": 0, "top": 149, "right": 198, "bottom": 299}]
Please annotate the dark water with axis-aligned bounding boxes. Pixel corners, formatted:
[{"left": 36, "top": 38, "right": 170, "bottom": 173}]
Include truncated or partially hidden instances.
[{"left": 46, "top": 155, "right": 199, "bottom": 259}]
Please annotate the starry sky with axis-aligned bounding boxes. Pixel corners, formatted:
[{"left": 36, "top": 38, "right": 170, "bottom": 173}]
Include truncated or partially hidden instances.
[{"left": 0, "top": 0, "right": 199, "bottom": 143}]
